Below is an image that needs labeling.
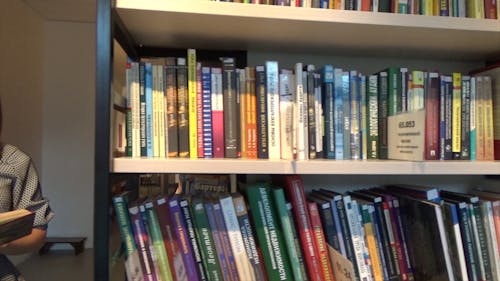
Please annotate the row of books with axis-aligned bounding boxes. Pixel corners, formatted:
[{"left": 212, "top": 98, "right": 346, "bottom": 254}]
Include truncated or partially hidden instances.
[
  {"left": 212, "top": 0, "right": 499, "bottom": 19},
  {"left": 113, "top": 174, "right": 500, "bottom": 281},
  {"left": 123, "top": 49, "right": 497, "bottom": 161}
]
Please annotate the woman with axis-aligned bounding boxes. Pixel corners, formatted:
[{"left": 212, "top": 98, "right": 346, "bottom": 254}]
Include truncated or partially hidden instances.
[{"left": 0, "top": 100, "right": 54, "bottom": 281}]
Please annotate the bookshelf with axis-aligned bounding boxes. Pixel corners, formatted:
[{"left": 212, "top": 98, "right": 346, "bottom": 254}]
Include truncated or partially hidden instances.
[{"left": 95, "top": 0, "right": 500, "bottom": 280}]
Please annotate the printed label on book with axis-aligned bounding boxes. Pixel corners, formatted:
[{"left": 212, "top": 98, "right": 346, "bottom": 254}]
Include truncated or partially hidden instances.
[{"left": 388, "top": 110, "right": 425, "bottom": 161}]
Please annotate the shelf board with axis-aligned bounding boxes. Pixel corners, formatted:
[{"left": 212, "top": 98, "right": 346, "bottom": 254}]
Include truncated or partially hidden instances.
[
  {"left": 112, "top": 158, "right": 294, "bottom": 174},
  {"left": 113, "top": 158, "right": 500, "bottom": 175},
  {"left": 115, "top": 0, "right": 500, "bottom": 60}
]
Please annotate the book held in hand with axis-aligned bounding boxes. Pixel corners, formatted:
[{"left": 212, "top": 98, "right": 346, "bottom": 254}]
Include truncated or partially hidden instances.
[{"left": 0, "top": 209, "right": 35, "bottom": 245}]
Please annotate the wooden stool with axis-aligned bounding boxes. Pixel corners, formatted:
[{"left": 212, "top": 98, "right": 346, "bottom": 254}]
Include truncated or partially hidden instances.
[{"left": 39, "top": 237, "right": 87, "bottom": 255}]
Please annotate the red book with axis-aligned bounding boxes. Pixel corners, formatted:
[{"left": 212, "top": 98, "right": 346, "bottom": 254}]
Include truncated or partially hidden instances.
[
  {"left": 484, "top": 0, "right": 498, "bottom": 18},
  {"left": 307, "top": 201, "right": 335, "bottom": 281},
  {"left": 211, "top": 67, "right": 225, "bottom": 158},
  {"left": 425, "top": 72, "right": 440, "bottom": 160},
  {"left": 282, "top": 175, "right": 323, "bottom": 281}
]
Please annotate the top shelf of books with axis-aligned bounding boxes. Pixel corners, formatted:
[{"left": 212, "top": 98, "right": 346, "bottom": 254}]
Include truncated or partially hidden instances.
[{"left": 115, "top": 0, "right": 500, "bottom": 60}]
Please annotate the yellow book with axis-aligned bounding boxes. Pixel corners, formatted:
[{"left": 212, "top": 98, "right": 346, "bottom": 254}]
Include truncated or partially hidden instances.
[
  {"left": 452, "top": 72, "right": 462, "bottom": 159},
  {"left": 483, "top": 76, "right": 494, "bottom": 160},
  {"left": 475, "top": 76, "right": 485, "bottom": 160},
  {"left": 362, "top": 205, "right": 384, "bottom": 281},
  {"left": 187, "top": 48, "right": 198, "bottom": 159}
]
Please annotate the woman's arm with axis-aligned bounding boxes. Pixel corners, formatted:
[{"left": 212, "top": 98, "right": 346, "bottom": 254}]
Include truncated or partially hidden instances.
[{"left": 0, "top": 228, "right": 47, "bottom": 255}]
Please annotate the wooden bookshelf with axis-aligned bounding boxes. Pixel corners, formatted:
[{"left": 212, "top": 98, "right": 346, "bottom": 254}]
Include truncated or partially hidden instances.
[{"left": 115, "top": 0, "right": 500, "bottom": 60}]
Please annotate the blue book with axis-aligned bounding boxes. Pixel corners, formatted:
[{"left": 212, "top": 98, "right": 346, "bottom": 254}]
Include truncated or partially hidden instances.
[
  {"left": 342, "top": 71, "right": 351, "bottom": 160},
  {"left": 145, "top": 62, "right": 153, "bottom": 157},
  {"left": 334, "top": 68, "right": 344, "bottom": 160},
  {"left": 321, "top": 65, "right": 335, "bottom": 159},
  {"left": 201, "top": 67, "right": 213, "bottom": 158}
]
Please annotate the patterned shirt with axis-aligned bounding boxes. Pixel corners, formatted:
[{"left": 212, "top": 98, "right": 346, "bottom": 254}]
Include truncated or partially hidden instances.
[{"left": 0, "top": 144, "right": 54, "bottom": 281}]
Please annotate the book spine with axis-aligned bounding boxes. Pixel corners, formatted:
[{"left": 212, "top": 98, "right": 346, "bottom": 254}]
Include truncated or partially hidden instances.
[
  {"left": 471, "top": 202, "right": 492, "bottom": 281},
  {"left": 344, "top": 196, "right": 371, "bottom": 281},
  {"left": 157, "top": 64, "right": 167, "bottom": 158},
  {"left": 202, "top": 66, "right": 213, "bottom": 158},
  {"left": 187, "top": 49, "right": 198, "bottom": 159},
  {"left": 219, "top": 195, "right": 255, "bottom": 281},
  {"left": 211, "top": 67, "right": 224, "bottom": 158},
  {"left": 169, "top": 197, "right": 201, "bottom": 281},
  {"left": 125, "top": 60, "right": 133, "bottom": 157},
  {"left": 165, "top": 58, "right": 179, "bottom": 157},
  {"left": 334, "top": 68, "right": 344, "bottom": 160},
  {"left": 470, "top": 77, "right": 477, "bottom": 160},
  {"left": 280, "top": 70, "right": 294, "bottom": 160},
  {"left": 342, "top": 71, "right": 352, "bottom": 159},
  {"left": 245, "top": 67, "right": 258, "bottom": 159},
  {"left": 295, "top": 63, "right": 308, "bottom": 160},
  {"left": 483, "top": 76, "right": 494, "bottom": 160},
  {"left": 387, "top": 67, "right": 401, "bottom": 116},
  {"left": 145, "top": 62, "right": 154, "bottom": 157},
  {"left": 213, "top": 200, "right": 240, "bottom": 281},
  {"left": 191, "top": 198, "right": 224, "bottom": 281},
  {"left": 112, "top": 196, "right": 138, "bottom": 256},
  {"left": 204, "top": 200, "right": 232, "bottom": 281},
  {"left": 286, "top": 202, "right": 310, "bottom": 281},
  {"left": 314, "top": 72, "right": 324, "bottom": 159},
  {"left": 475, "top": 76, "right": 485, "bottom": 160},
  {"left": 482, "top": 201, "right": 500, "bottom": 281},
  {"left": 256, "top": 65, "right": 269, "bottom": 159},
  {"left": 367, "top": 74, "right": 379, "bottom": 159},
  {"left": 266, "top": 61, "right": 281, "bottom": 160},
  {"left": 457, "top": 202, "right": 479, "bottom": 281},
  {"left": 177, "top": 58, "right": 190, "bottom": 158},
  {"left": 461, "top": 75, "right": 471, "bottom": 160},
  {"left": 130, "top": 61, "right": 141, "bottom": 157},
  {"left": 378, "top": 71, "right": 388, "bottom": 159},
  {"left": 221, "top": 57, "right": 239, "bottom": 158},
  {"left": 425, "top": 72, "right": 440, "bottom": 160},
  {"left": 139, "top": 62, "right": 147, "bottom": 156},
  {"left": 128, "top": 204, "right": 157, "bottom": 281},
  {"left": 272, "top": 188, "right": 307, "bottom": 281},
  {"left": 362, "top": 205, "right": 384, "bottom": 281},
  {"left": 239, "top": 69, "right": 247, "bottom": 159},
  {"left": 400, "top": 68, "right": 408, "bottom": 113},
  {"left": 144, "top": 201, "right": 175, "bottom": 281},
  {"left": 360, "top": 74, "right": 367, "bottom": 160},
  {"left": 308, "top": 201, "right": 335, "bottom": 281},
  {"left": 307, "top": 66, "right": 317, "bottom": 159},
  {"left": 283, "top": 176, "right": 323, "bottom": 280},
  {"left": 197, "top": 62, "right": 204, "bottom": 158},
  {"left": 322, "top": 65, "right": 335, "bottom": 159},
  {"left": 452, "top": 72, "right": 462, "bottom": 159},
  {"left": 350, "top": 70, "right": 361, "bottom": 160},
  {"left": 232, "top": 193, "right": 266, "bottom": 281},
  {"left": 179, "top": 198, "right": 207, "bottom": 281}
]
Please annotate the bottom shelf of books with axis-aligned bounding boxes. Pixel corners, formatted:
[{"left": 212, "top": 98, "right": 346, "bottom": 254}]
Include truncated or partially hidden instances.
[{"left": 110, "top": 173, "right": 500, "bottom": 281}]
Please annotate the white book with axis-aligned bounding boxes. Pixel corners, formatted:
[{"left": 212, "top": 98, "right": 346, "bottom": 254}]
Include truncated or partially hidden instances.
[
  {"left": 129, "top": 61, "right": 141, "bottom": 157},
  {"left": 314, "top": 72, "right": 323, "bottom": 157},
  {"left": 280, "top": 70, "right": 294, "bottom": 160},
  {"left": 266, "top": 61, "right": 281, "bottom": 160},
  {"left": 219, "top": 195, "right": 256, "bottom": 281},
  {"left": 294, "top": 63, "right": 308, "bottom": 160}
]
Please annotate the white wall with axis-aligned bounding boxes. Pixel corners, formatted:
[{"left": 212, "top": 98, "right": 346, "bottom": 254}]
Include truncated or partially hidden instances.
[{"left": 42, "top": 20, "right": 95, "bottom": 247}]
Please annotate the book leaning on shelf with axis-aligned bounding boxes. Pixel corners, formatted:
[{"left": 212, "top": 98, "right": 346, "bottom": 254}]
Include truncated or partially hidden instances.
[{"left": 0, "top": 209, "right": 35, "bottom": 245}]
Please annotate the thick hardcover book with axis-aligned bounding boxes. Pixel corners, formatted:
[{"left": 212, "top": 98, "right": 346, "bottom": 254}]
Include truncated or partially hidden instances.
[
  {"left": 165, "top": 57, "right": 179, "bottom": 157},
  {"left": 425, "top": 72, "right": 440, "bottom": 160},
  {"left": 280, "top": 70, "right": 295, "bottom": 160},
  {"left": 256, "top": 65, "right": 269, "bottom": 159},
  {"left": 191, "top": 197, "right": 224, "bottom": 281},
  {"left": 378, "top": 71, "right": 389, "bottom": 159},
  {"left": 246, "top": 184, "right": 292, "bottom": 281},
  {"left": 156, "top": 196, "right": 188, "bottom": 281},
  {"left": 179, "top": 197, "right": 207, "bottom": 281},
  {"left": 367, "top": 74, "right": 379, "bottom": 159},
  {"left": 143, "top": 199, "right": 175, "bottom": 281},
  {"left": 177, "top": 58, "right": 190, "bottom": 158},
  {"left": 128, "top": 201, "right": 158, "bottom": 281},
  {"left": 202, "top": 66, "right": 213, "bottom": 158},
  {"left": 169, "top": 196, "right": 201, "bottom": 281},
  {"left": 211, "top": 67, "right": 224, "bottom": 158},
  {"left": 460, "top": 75, "right": 471, "bottom": 160},
  {"left": 219, "top": 194, "right": 255, "bottom": 281},
  {"left": 221, "top": 57, "right": 239, "bottom": 158},
  {"left": 273, "top": 188, "right": 307, "bottom": 281},
  {"left": 266, "top": 61, "right": 281, "bottom": 160},
  {"left": 204, "top": 199, "right": 232, "bottom": 281},
  {"left": 245, "top": 67, "right": 258, "bottom": 159},
  {"left": 307, "top": 201, "right": 335, "bottom": 281},
  {"left": 322, "top": 65, "right": 335, "bottom": 159},
  {"left": 452, "top": 72, "right": 462, "bottom": 160},
  {"left": 0, "top": 209, "right": 35, "bottom": 245},
  {"left": 187, "top": 49, "right": 198, "bottom": 159},
  {"left": 282, "top": 175, "right": 324, "bottom": 281},
  {"left": 231, "top": 193, "right": 266, "bottom": 281}
]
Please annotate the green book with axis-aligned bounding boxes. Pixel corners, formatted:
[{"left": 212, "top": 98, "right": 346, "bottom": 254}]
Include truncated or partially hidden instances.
[
  {"left": 144, "top": 199, "right": 175, "bottom": 281},
  {"left": 272, "top": 187, "right": 306, "bottom": 281},
  {"left": 386, "top": 67, "right": 402, "bottom": 116},
  {"left": 245, "top": 184, "right": 292, "bottom": 281},
  {"left": 191, "top": 197, "right": 224, "bottom": 281}
]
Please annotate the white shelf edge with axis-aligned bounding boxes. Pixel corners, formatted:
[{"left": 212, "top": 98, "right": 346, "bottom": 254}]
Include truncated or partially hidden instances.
[{"left": 112, "top": 158, "right": 500, "bottom": 175}]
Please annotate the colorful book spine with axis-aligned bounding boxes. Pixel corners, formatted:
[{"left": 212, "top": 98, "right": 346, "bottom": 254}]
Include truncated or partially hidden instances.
[
  {"left": 128, "top": 202, "right": 157, "bottom": 281},
  {"left": 266, "top": 61, "right": 281, "bottom": 160},
  {"left": 125, "top": 60, "right": 133, "bottom": 157},
  {"left": 213, "top": 199, "right": 240, "bottom": 281},
  {"left": 139, "top": 62, "right": 147, "bottom": 156},
  {"left": 165, "top": 57, "right": 179, "bottom": 157},
  {"left": 361, "top": 204, "right": 384, "bottom": 281},
  {"left": 342, "top": 71, "right": 351, "bottom": 160},
  {"left": 145, "top": 62, "right": 154, "bottom": 157},
  {"left": 378, "top": 71, "right": 388, "bottom": 159},
  {"left": 273, "top": 188, "right": 307, "bottom": 281},
  {"left": 221, "top": 57, "right": 239, "bottom": 158},
  {"left": 334, "top": 68, "right": 344, "bottom": 160},
  {"left": 202, "top": 66, "right": 213, "bottom": 158},
  {"left": 246, "top": 184, "right": 292, "bottom": 281},
  {"left": 307, "top": 201, "right": 335, "bottom": 281},
  {"left": 470, "top": 77, "right": 477, "bottom": 160},
  {"left": 350, "top": 70, "right": 361, "bottom": 160},
  {"left": 191, "top": 197, "right": 224, "bottom": 281},
  {"left": 211, "top": 67, "right": 224, "bottom": 159},
  {"left": 460, "top": 75, "right": 471, "bottom": 160},
  {"left": 204, "top": 199, "right": 232, "bottom": 281},
  {"left": 196, "top": 62, "right": 204, "bottom": 158},
  {"left": 177, "top": 58, "right": 190, "bottom": 158},
  {"left": 452, "top": 72, "right": 462, "bottom": 159},
  {"left": 239, "top": 69, "right": 248, "bottom": 159},
  {"left": 112, "top": 194, "right": 139, "bottom": 257},
  {"left": 187, "top": 48, "right": 198, "bottom": 159},
  {"left": 256, "top": 65, "right": 269, "bottom": 159},
  {"left": 425, "top": 72, "right": 440, "bottom": 160},
  {"left": 387, "top": 67, "right": 402, "bottom": 116},
  {"left": 360, "top": 74, "right": 367, "bottom": 160},
  {"left": 367, "top": 74, "right": 379, "bottom": 159},
  {"left": 219, "top": 194, "right": 256, "bottom": 281},
  {"left": 169, "top": 196, "right": 201, "bottom": 281},
  {"left": 245, "top": 67, "right": 258, "bottom": 159}
]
